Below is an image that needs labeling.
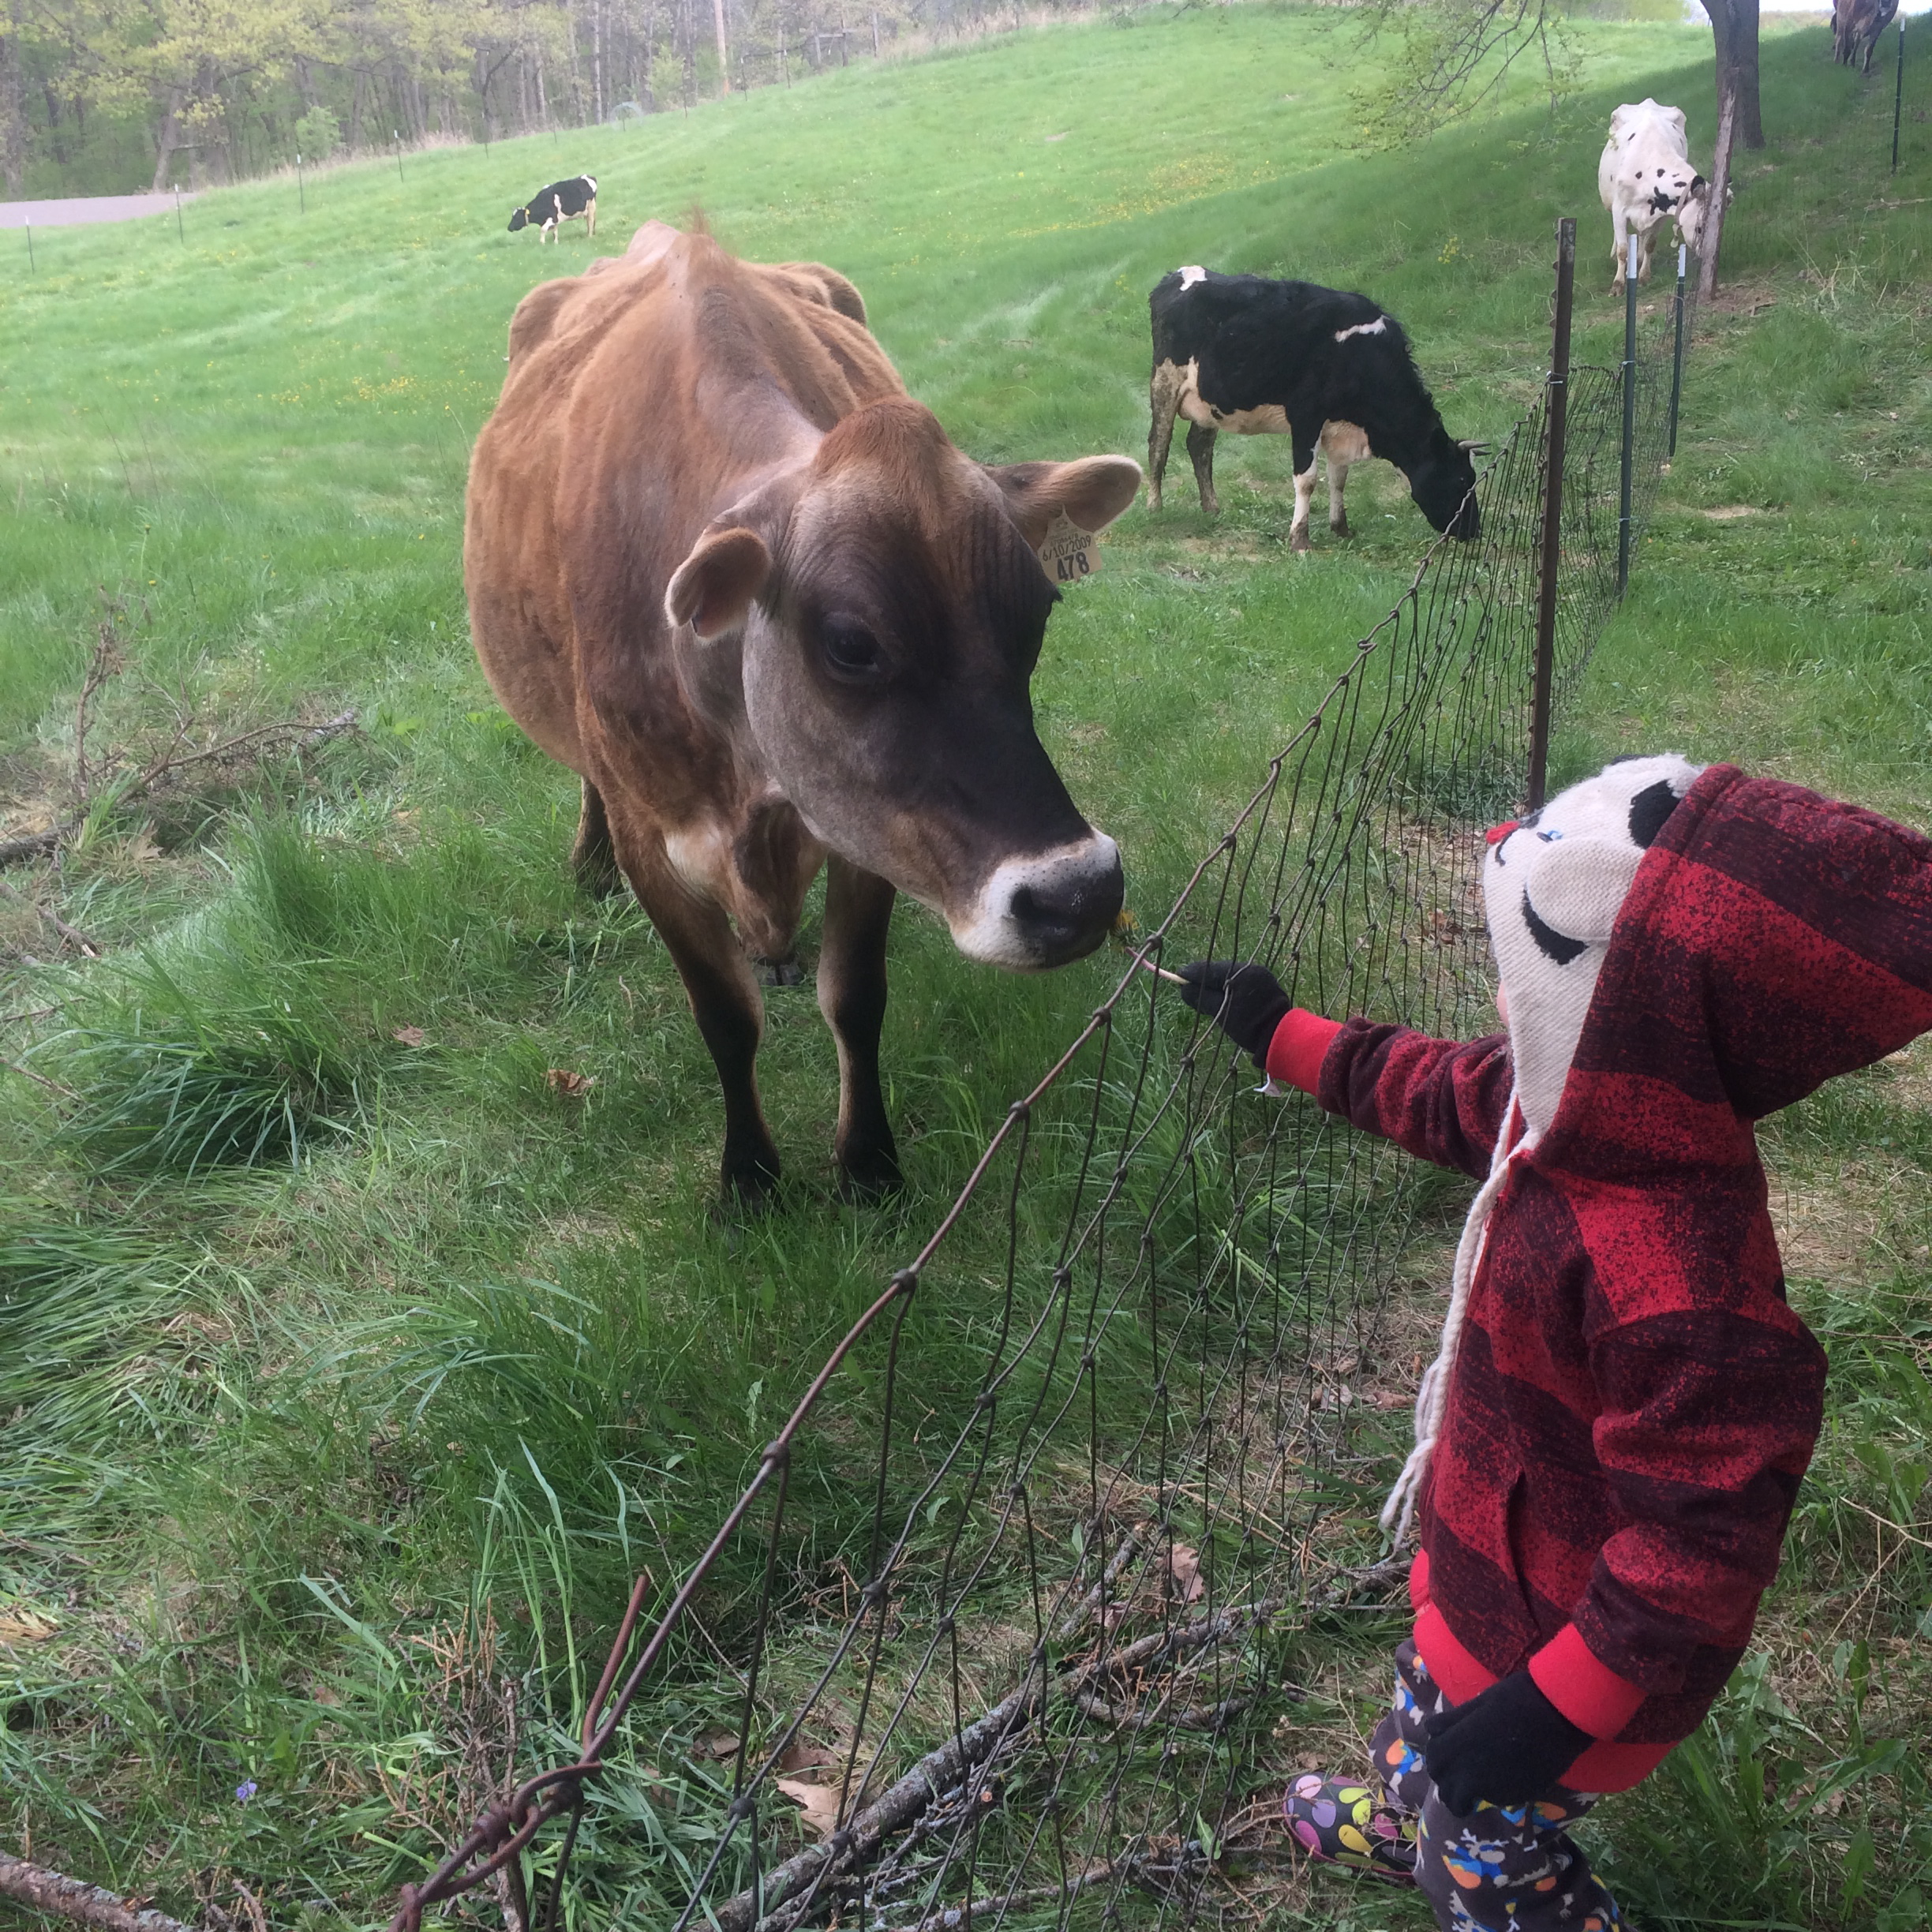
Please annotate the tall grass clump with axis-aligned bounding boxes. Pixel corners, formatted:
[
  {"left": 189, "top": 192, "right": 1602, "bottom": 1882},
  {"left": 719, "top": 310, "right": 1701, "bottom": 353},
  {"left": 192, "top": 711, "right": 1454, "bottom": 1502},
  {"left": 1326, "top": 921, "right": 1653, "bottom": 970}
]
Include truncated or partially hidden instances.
[
  {"left": 0, "top": 1218, "right": 199, "bottom": 1537},
  {"left": 49, "top": 951, "right": 363, "bottom": 1176}
]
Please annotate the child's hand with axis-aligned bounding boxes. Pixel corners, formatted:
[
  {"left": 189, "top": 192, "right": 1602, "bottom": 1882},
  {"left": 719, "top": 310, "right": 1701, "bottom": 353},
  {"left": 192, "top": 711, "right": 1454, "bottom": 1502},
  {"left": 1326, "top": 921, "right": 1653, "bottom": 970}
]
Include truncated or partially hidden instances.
[
  {"left": 1174, "top": 961, "right": 1293, "bottom": 1069},
  {"left": 1421, "top": 1671, "right": 1592, "bottom": 1815}
]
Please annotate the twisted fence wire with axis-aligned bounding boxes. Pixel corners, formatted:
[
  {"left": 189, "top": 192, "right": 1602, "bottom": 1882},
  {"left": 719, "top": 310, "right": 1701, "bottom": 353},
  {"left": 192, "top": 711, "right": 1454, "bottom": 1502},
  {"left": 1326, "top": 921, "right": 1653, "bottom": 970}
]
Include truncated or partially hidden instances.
[{"left": 391, "top": 260, "right": 1694, "bottom": 1932}]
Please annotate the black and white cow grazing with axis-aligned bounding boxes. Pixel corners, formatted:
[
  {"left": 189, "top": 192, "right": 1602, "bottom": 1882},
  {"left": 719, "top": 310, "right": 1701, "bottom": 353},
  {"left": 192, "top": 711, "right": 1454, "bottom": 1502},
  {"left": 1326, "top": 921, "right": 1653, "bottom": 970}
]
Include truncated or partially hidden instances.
[
  {"left": 1597, "top": 103, "right": 1718, "bottom": 291},
  {"left": 508, "top": 175, "right": 598, "bottom": 243},
  {"left": 1147, "top": 268, "right": 1482, "bottom": 551}
]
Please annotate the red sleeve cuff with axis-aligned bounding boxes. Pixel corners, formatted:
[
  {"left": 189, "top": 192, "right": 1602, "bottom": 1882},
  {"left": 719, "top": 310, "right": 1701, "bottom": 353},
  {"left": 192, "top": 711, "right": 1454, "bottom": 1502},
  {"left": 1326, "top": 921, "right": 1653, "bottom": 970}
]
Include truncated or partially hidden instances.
[
  {"left": 1528, "top": 1624, "right": 1647, "bottom": 1739},
  {"left": 1264, "top": 1009, "right": 1342, "bottom": 1095}
]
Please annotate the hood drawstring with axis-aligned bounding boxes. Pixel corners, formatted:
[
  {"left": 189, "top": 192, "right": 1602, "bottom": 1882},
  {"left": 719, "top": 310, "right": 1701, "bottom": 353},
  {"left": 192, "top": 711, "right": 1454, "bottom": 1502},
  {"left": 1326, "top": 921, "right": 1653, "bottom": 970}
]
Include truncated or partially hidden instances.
[{"left": 1380, "top": 1091, "right": 1536, "bottom": 1547}]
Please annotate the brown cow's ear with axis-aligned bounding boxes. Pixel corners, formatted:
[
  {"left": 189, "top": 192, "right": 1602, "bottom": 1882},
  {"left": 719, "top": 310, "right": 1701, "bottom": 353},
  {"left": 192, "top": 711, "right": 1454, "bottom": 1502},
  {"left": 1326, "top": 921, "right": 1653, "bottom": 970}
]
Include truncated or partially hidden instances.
[
  {"left": 665, "top": 526, "right": 772, "bottom": 641},
  {"left": 987, "top": 455, "right": 1144, "bottom": 548}
]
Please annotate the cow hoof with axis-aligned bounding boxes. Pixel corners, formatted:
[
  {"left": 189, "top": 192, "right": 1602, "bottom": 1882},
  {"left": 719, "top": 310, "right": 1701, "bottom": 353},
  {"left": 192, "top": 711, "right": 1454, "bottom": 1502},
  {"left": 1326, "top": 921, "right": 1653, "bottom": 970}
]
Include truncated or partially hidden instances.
[
  {"left": 837, "top": 1141, "right": 904, "bottom": 1203},
  {"left": 1289, "top": 530, "right": 1312, "bottom": 554},
  {"left": 753, "top": 955, "right": 805, "bottom": 989},
  {"left": 1331, "top": 517, "right": 1351, "bottom": 540},
  {"left": 716, "top": 1161, "right": 783, "bottom": 1222}
]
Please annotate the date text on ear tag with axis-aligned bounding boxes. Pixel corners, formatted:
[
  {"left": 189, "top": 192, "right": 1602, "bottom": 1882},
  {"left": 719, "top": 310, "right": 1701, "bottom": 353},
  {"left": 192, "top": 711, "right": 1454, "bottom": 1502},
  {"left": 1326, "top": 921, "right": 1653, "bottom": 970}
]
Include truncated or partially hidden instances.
[{"left": 1037, "top": 511, "right": 1100, "bottom": 586}]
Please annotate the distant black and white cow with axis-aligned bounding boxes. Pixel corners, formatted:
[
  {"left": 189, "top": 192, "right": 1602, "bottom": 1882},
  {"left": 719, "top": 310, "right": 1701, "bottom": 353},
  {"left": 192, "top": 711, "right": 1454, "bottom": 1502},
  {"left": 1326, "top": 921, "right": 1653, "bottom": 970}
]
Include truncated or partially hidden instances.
[
  {"left": 1147, "top": 268, "right": 1481, "bottom": 552},
  {"left": 1597, "top": 103, "right": 1717, "bottom": 291},
  {"left": 508, "top": 175, "right": 598, "bottom": 243}
]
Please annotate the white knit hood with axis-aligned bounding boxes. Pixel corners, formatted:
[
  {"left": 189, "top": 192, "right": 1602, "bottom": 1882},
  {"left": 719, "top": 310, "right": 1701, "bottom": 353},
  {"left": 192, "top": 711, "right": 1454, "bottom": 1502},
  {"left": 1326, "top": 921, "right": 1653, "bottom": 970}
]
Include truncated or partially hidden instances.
[{"left": 1482, "top": 753, "right": 1705, "bottom": 1138}]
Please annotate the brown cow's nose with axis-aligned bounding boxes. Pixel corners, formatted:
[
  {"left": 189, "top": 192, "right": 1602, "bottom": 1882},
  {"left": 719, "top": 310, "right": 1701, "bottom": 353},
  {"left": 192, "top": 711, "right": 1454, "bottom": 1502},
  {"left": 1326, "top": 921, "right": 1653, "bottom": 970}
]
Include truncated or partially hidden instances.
[
  {"left": 1002, "top": 841, "right": 1125, "bottom": 965},
  {"left": 948, "top": 833, "right": 1124, "bottom": 969}
]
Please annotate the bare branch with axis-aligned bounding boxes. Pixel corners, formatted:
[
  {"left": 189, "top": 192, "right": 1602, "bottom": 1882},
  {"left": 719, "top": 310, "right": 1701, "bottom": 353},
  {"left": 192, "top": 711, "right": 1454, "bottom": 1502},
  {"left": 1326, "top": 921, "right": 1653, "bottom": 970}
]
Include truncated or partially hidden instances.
[
  {"left": 2, "top": 710, "right": 357, "bottom": 872},
  {"left": 0, "top": 1852, "right": 206, "bottom": 1932}
]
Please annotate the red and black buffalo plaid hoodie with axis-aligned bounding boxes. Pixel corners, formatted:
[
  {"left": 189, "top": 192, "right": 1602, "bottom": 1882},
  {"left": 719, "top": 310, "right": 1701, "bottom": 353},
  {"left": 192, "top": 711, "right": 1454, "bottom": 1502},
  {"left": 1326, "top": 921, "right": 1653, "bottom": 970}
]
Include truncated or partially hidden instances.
[{"left": 1264, "top": 763, "right": 1932, "bottom": 1790}]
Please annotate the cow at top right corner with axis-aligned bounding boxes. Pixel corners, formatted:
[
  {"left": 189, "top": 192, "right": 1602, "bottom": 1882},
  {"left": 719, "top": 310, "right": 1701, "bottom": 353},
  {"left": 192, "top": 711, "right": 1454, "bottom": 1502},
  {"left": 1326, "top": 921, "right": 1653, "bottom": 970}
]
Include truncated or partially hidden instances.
[{"left": 1597, "top": 99, "right": 1725, "bottom": 294}]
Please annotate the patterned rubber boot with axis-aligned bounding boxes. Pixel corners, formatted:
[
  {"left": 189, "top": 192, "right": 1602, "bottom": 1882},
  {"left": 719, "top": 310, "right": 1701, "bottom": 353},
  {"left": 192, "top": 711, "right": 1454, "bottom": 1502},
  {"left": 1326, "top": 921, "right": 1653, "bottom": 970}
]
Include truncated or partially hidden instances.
[{"left": 1282, "top": 1772, "right": 1418, "bottom": 1881}]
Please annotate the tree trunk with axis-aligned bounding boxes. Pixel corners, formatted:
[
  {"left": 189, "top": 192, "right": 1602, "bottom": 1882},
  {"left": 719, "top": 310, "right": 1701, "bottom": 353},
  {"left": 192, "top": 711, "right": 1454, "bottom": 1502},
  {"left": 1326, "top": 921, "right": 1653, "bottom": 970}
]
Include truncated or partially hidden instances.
[
  {"left": 1, "top": 2, "right": 28, "bottom": 195},
  {"left": 713, "top": 0, "right": 730, "bottom": 90},
  {"left": 151, "top": 85, "right": 184, "bottom": 191},
  {"left": 1698, "top": 58, "right": 1739, "bottom": 300},
  {"left": 1732, "top": 0, "right": 1762, "bottom": 148},
  {"left": 1703, "top": 0, "right": 1763, "bottom": 153}
]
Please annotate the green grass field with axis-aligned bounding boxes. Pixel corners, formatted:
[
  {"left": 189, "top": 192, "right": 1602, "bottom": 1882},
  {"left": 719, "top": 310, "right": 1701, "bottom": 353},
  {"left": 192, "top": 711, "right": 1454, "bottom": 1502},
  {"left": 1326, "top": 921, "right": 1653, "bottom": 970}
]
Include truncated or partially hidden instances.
[{"left": 3, "top": 7, "right": 1930, "bottom": 1928}]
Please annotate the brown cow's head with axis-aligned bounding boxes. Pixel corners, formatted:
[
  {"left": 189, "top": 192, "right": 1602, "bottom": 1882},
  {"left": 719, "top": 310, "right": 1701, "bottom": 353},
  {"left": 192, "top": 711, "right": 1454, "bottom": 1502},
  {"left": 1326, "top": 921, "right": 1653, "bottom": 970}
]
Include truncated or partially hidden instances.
[
  {"left": 1672, "top": 175, "right": 1732, "bottom": 257},
  {"left": 665, "top": 398, "right": 1139, "bottom": 970}
]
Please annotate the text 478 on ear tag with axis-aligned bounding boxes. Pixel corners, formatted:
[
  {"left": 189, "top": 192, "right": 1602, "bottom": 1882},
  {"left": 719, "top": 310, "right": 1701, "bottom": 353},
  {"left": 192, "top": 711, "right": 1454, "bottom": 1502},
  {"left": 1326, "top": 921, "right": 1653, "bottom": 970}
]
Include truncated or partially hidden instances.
[{"left": 1037, "top": 510, "right": 1100, "bottom": 586}]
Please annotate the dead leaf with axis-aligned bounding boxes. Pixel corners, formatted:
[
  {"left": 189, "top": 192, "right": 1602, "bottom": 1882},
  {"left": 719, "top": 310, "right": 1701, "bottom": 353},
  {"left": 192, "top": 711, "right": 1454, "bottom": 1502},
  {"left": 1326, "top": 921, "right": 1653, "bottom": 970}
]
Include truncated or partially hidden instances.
[
  {"left": 776, "top": 1777, "right": 844, "bottom": 1840},
  {"left": 1166, "top": 1544, "right": 1205, "bottom": 1605},
  {"left": 0, "top": 1607, "right": 58, "bottom": 1646},
  {"left": 545, "top": 1068, "right": 597, "bottom": 1097},
  {"left": 691, "top": 1728, "right": 738, "bottom": 1760},
  {"left": 776, "top": 1737, "right": 838, "bottom": 1775},
  {"left": 1368, "top": 1391, "right": 1409, "bottom": 1412},
  {"left": 392, "top": 1026, "right": 425, "bottom": 1047}
]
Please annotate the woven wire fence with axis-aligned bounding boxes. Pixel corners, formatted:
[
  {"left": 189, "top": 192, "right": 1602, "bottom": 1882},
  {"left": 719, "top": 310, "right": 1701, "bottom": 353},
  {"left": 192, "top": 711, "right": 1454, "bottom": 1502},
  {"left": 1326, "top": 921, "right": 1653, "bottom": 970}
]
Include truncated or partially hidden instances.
[{"left": 392, "top": 247, "right": 1693, "bottom": 1932}]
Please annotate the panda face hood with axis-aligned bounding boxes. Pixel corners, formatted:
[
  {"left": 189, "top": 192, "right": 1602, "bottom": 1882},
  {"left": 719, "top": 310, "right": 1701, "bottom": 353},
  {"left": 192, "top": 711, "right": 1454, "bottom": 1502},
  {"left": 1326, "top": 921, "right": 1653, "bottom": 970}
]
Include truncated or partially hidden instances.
[{"left": 1483, "top": 754, "right": 1705, "bottom": 1139}]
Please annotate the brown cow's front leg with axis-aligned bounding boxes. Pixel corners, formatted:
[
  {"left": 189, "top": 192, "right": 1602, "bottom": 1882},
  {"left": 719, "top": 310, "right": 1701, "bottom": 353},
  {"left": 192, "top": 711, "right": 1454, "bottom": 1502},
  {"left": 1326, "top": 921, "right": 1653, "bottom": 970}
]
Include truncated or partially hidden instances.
[
  {"left": 1185, "top": 421, "right": 1219, "bottom": 515},
  {"left": 620, "top": 838, "right": 782, "bottom": 1209},
  {"left": 817, "top": 855, "right": 900, "bottom": 1199}
]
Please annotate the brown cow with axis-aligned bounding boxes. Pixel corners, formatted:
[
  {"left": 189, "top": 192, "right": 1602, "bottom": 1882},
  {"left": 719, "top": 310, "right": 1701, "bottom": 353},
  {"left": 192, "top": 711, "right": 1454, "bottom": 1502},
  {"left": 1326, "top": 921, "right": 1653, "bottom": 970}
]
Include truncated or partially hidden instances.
[
  {"left": 1834, "top": 0, "right": 1898, "bottom": 72},
  {"left": 466, "top": 223, "right": 1140, "bottom": 1206}
]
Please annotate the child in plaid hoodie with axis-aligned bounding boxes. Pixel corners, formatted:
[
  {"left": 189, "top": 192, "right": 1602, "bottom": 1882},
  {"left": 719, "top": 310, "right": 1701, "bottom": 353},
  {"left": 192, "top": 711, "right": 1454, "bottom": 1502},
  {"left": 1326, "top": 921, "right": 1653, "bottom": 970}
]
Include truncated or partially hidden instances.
[{"left": 1179, "top": 754, "right": 1932, "bottom": 1929}]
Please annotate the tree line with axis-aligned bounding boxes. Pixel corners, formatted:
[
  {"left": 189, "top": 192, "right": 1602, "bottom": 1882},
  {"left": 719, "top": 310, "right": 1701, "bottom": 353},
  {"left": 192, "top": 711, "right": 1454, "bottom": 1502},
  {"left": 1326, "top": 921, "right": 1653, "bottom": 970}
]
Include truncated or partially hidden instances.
[{"left": 0, "top": 0, "right": 1082, "bottom": 198}]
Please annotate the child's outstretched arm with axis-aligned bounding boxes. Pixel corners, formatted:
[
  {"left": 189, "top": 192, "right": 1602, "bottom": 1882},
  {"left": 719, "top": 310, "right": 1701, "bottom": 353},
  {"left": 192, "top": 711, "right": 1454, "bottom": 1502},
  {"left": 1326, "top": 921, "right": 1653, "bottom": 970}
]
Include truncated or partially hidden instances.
[{"left": 1175, "top": 960, "right": 1513, "bottom": 1181}]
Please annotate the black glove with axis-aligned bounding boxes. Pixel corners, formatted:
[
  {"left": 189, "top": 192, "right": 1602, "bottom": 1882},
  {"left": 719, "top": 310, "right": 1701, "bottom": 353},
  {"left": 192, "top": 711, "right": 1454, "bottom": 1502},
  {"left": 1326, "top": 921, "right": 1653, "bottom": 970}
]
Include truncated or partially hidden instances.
[
  {"left": 1174, "top": 960, "right": 1293, "bottom": 1069},
  {"left": 1422, "top": 1670, "right": 1592, "bottom": 1817}
]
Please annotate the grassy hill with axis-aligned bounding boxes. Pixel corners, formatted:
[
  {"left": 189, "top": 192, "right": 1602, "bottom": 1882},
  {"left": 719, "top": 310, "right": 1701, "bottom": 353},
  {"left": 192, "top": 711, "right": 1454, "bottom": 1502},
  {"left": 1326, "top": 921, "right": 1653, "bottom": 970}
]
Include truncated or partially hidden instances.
[{"left": 2, "top": 8, "right": 1930, "bottom": 1928}]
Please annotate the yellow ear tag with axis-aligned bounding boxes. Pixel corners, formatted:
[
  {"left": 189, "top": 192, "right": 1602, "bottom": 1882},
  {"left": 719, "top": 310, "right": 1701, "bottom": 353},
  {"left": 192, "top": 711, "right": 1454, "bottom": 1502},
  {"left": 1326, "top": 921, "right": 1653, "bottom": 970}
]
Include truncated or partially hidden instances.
[{"left": 1037, "top": 510, "right": 1100, "bottom": 586}]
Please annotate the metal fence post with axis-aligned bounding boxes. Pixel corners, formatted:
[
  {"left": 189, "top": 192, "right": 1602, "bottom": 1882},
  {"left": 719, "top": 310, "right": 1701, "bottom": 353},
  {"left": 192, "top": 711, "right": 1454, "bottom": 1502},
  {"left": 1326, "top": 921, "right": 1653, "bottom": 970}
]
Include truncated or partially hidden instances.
[
  {"left": 1617, "top": 230, "right": 1638, "bottom": 596},
  {"left": 1668, "top": 242, "right": 1687, "bottom": 459},
  {"left": 297, "top": 152, "right": 305, "bottom": 215},
  {"left": 24, "top": 217, "right": 32, "bottom": 272},
  {"left": 1896, "top": 20, "right": 1907, "bottom": 175},
  {"left": 1529, "top": 217, "right": 1576, "bottom": 813}
]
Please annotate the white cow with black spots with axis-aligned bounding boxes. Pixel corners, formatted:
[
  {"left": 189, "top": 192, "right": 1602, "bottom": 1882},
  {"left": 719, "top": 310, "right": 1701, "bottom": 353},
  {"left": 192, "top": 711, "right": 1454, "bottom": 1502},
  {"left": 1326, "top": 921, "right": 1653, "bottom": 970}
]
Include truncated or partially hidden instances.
[{"left": 1597, "top": 101, "right": 1716, "bottom": 293}]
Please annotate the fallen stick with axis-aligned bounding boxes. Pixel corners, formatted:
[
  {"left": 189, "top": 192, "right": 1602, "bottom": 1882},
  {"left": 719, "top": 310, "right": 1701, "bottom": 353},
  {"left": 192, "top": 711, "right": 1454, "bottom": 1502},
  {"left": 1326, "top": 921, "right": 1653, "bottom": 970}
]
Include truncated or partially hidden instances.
[
  {"left": 710, "top": 1597, "right": 1284, "bottom": 1932},
  {"left": 0, "top": 1853, "right": 205, "bottom": 1932},
  {"left": 0, "top": 878, "right": 99, "bottom": 957},
  {"left": 0, "top": 710, "right": 357, "bottom": 871}
]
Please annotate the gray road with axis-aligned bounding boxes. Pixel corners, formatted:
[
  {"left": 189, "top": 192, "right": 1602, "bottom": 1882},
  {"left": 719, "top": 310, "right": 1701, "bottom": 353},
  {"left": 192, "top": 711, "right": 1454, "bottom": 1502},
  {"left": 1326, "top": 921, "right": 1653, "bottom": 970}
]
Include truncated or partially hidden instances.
[{"left": 0, "top": 193, "right": 197, "bottom": 230}]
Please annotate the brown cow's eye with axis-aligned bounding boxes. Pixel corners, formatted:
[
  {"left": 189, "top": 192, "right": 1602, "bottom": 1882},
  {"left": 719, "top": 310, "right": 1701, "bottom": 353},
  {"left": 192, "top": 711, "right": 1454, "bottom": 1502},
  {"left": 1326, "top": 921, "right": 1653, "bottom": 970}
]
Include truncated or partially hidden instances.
[{"left": 821, "top": 616, "right": 884, "bottom": 682}]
